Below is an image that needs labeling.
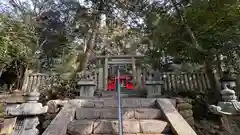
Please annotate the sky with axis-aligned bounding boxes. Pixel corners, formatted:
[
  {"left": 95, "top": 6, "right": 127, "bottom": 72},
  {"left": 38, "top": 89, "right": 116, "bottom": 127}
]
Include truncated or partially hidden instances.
[{"left": 0, "top": 0, "right": 153, "bottom": 28}]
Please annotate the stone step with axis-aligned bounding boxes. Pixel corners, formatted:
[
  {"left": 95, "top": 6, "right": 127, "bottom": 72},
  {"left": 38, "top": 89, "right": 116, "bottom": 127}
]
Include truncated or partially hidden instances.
[
  {"left": 67, "top": 119, "right": 170, "bottom": 135},
  {"left": 76, "top": 108, "right": 162, "bottom": 120},
  {"left": 101, "top": 90, "right": 146, "bottom": 98},
  {"left": 68, "top": 98, "right": 156, "bottom": 108}
]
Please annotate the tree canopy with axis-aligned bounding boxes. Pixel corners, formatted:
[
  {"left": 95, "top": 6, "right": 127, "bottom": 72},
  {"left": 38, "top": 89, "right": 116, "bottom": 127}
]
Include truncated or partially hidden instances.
[{"left": 0, "top": 0, "right": 239, "bottom": 77}]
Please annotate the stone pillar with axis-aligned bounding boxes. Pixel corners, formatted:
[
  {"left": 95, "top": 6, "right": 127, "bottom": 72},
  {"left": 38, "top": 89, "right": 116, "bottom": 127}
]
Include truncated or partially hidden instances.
[
  {"left": 5, "top": 91, "right": 48, "bottom": 135},
  {"left": 103, "top": 57, "right": 108, "bottom": 91},
  {"left": 132, "top": 57, "right": 137, "bottom": 83},
  {"left": 145, "top": 81, "right": 163, "bottom": 98},
  {"left": 76, "top": 80, "right": 96, "bottom": 98},
  {"left": 97, "top": 67, "right": 103, "bottom": 90},
  {"left": 136, "top": 67, "right": 142, "bottom": 88}
]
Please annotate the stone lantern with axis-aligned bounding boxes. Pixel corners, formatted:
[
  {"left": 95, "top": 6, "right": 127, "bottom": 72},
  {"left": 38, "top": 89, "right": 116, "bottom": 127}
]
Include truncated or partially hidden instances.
[
  {"left": 5, "top": 91, "right": 48, "bottom": 135},
  {"left": 145, "top": 70, "right": 164, "bottom": 98},
  {"left": 145, "top": 81, "right": 164, "bottom": 98},
  {"left": 220, "top": 71, "right": 236, "bottom": 90},
  {"left": 210, "top": 86, "right": 239, "bottom": 114},
  {"left": 209, "top": 86, "right": 240, "bottom": 134},
  {"left": 76, "top": 80, "right": 96, "bottom": 98}
]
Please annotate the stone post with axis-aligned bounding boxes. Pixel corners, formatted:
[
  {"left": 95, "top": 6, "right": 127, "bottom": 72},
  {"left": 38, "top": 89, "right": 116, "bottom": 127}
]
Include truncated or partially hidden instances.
[
  {"left": 5, "top": 91, "right": 48, "bottom": 135},
  {"left": 76, "top": 80, "right": 96, "bottom": 98},
  {"left": 132, "top": 57, "right": 137, "bottom": 83},
  {"left": 145, "top": 81, "right": 164, "bottom": 98},
  {"left": 103, "top": 57, "right": 108, "bottom": 91}
]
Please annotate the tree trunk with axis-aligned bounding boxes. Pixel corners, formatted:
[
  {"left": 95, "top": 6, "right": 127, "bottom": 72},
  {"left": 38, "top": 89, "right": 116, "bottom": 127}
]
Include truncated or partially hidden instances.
[
  {"left": 236, "top": 74, "right": 240, "bottom": 99},
  {"left": 0, "top": 66, "right": 5, "bottom": 78},
  {"left": 204, "top": 58, "right": 221, "bottom": 103},
  {"left": 216, "top": 54, "right": 223, "bottom": 77},
  {"left": 69, "top": 0, "right": 104, "bottom": 81},
  {"left": 170, "top": 0, "right": 203, "bottom": 52},
  {"left": 171, "top": 0, "right": 221, "bottom": 102}
]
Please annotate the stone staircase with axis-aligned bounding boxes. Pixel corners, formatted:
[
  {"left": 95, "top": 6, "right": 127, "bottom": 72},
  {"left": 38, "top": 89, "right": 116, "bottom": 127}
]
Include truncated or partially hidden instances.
[
  {"left": 67, "top": 99, "right": 171, "bottom": 135},
  {"left": 42, "top": 98, "right": 197, "bottom": 135}
]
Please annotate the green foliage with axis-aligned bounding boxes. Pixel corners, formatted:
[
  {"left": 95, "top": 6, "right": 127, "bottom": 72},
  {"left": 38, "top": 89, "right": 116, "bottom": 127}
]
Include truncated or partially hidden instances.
[
  {"left": 40, "top": 74, "right": 79, "bottom": 102},
  {"left": 145, "top": 0, "right": 240, "bottom": 64},
  {"left": 0, "top": 14, "right": 36, "bottom": 69}
]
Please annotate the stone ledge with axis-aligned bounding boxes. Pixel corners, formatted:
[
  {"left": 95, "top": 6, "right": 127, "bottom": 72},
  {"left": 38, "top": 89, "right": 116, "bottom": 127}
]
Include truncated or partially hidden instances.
[
  {"left": 68, "top": 98, "right": 156, "bottom": 108},
  {"left": 75, "top": 108, "right": 162, "bottom": 120},
  {"left": 156, "top": 99, "right": 197, "bottom": 135},
  {"left": 42, "top": 106, "right": 75, "bottom": 135}
]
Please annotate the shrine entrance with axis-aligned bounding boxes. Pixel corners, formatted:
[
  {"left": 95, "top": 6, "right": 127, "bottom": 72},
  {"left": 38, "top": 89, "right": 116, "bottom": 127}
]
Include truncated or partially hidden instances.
[{"left": 95, "top": 55, "right": 144, "bottom": 91}]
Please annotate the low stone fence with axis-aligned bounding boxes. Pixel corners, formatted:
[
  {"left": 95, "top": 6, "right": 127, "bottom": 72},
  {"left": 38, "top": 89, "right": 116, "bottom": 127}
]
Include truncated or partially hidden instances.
[
  {"left": 174, "top": 97, "right": 228, "bottom": 135},
  {"left": 175, "top": 98, "right": 194, "bottom": 126}
]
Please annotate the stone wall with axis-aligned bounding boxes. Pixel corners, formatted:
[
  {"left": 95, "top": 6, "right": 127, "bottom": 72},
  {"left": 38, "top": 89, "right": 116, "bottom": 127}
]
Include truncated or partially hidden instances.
[
  {"left": 175, "top": 98, "right": 194, "bottom": 126},
  {"left": 175, "top": 97, "right": 228, "bottom": 135}
]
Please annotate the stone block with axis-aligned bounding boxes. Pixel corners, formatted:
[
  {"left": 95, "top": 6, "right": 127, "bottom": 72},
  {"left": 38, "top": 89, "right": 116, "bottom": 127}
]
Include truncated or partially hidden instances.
[
  {"left": 139, "top": 120, "right": 170, "bottom": 133},
  {"left": 93, "top": 120, "right": 140, "bottom": 134},
  {"left": 134, "top": 108, "right": 162, "bottom": 119},
  {"left": 140, "top": 99, "right": 156, "bottom": 107},
  {"left": 67, "top": 120, "right": 94, "bottom": 135},
  {"left": 93, "top": 99, "right": 104, "bottom": 108},
  {"left": 177, "top": 103, "right": 192, "bottom": 110},
  {"left": 76, "top": 108, "right": 101, "bottom": 119},
  {"left": 122, "top": 120, "right": 140, "bottom": 133},
  {"left": 103, "top": 99, "right": 118, "bottom": 107},
  {"left": 179, "top": 110, "right": 193, "bottom": 118},
  {"left": 185, "top": 117, "right": 194, "bottom": 126},
  {"left": 121, "top": 99, "right": 141, "bottom": 108},
  {"left": 122, "top": 108, "right": 135, "bottom": 119},
  {"left": 68, "top": 99, "right": 95, "bottom": 108},
  {"left": 100, "top": 108, "right": 118, "bottom": 119},
  {"left": 176, "top": 98, "right": 192, "bottom": 104},
  {"left": 93, "top": 119, "right": 118, "bottom": 134},
  {"left": 98, "top": 99, "right": 156, "bottom": 108},
  {"left": 100, "top": 108, "right": 134, "bottom": 119}
]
